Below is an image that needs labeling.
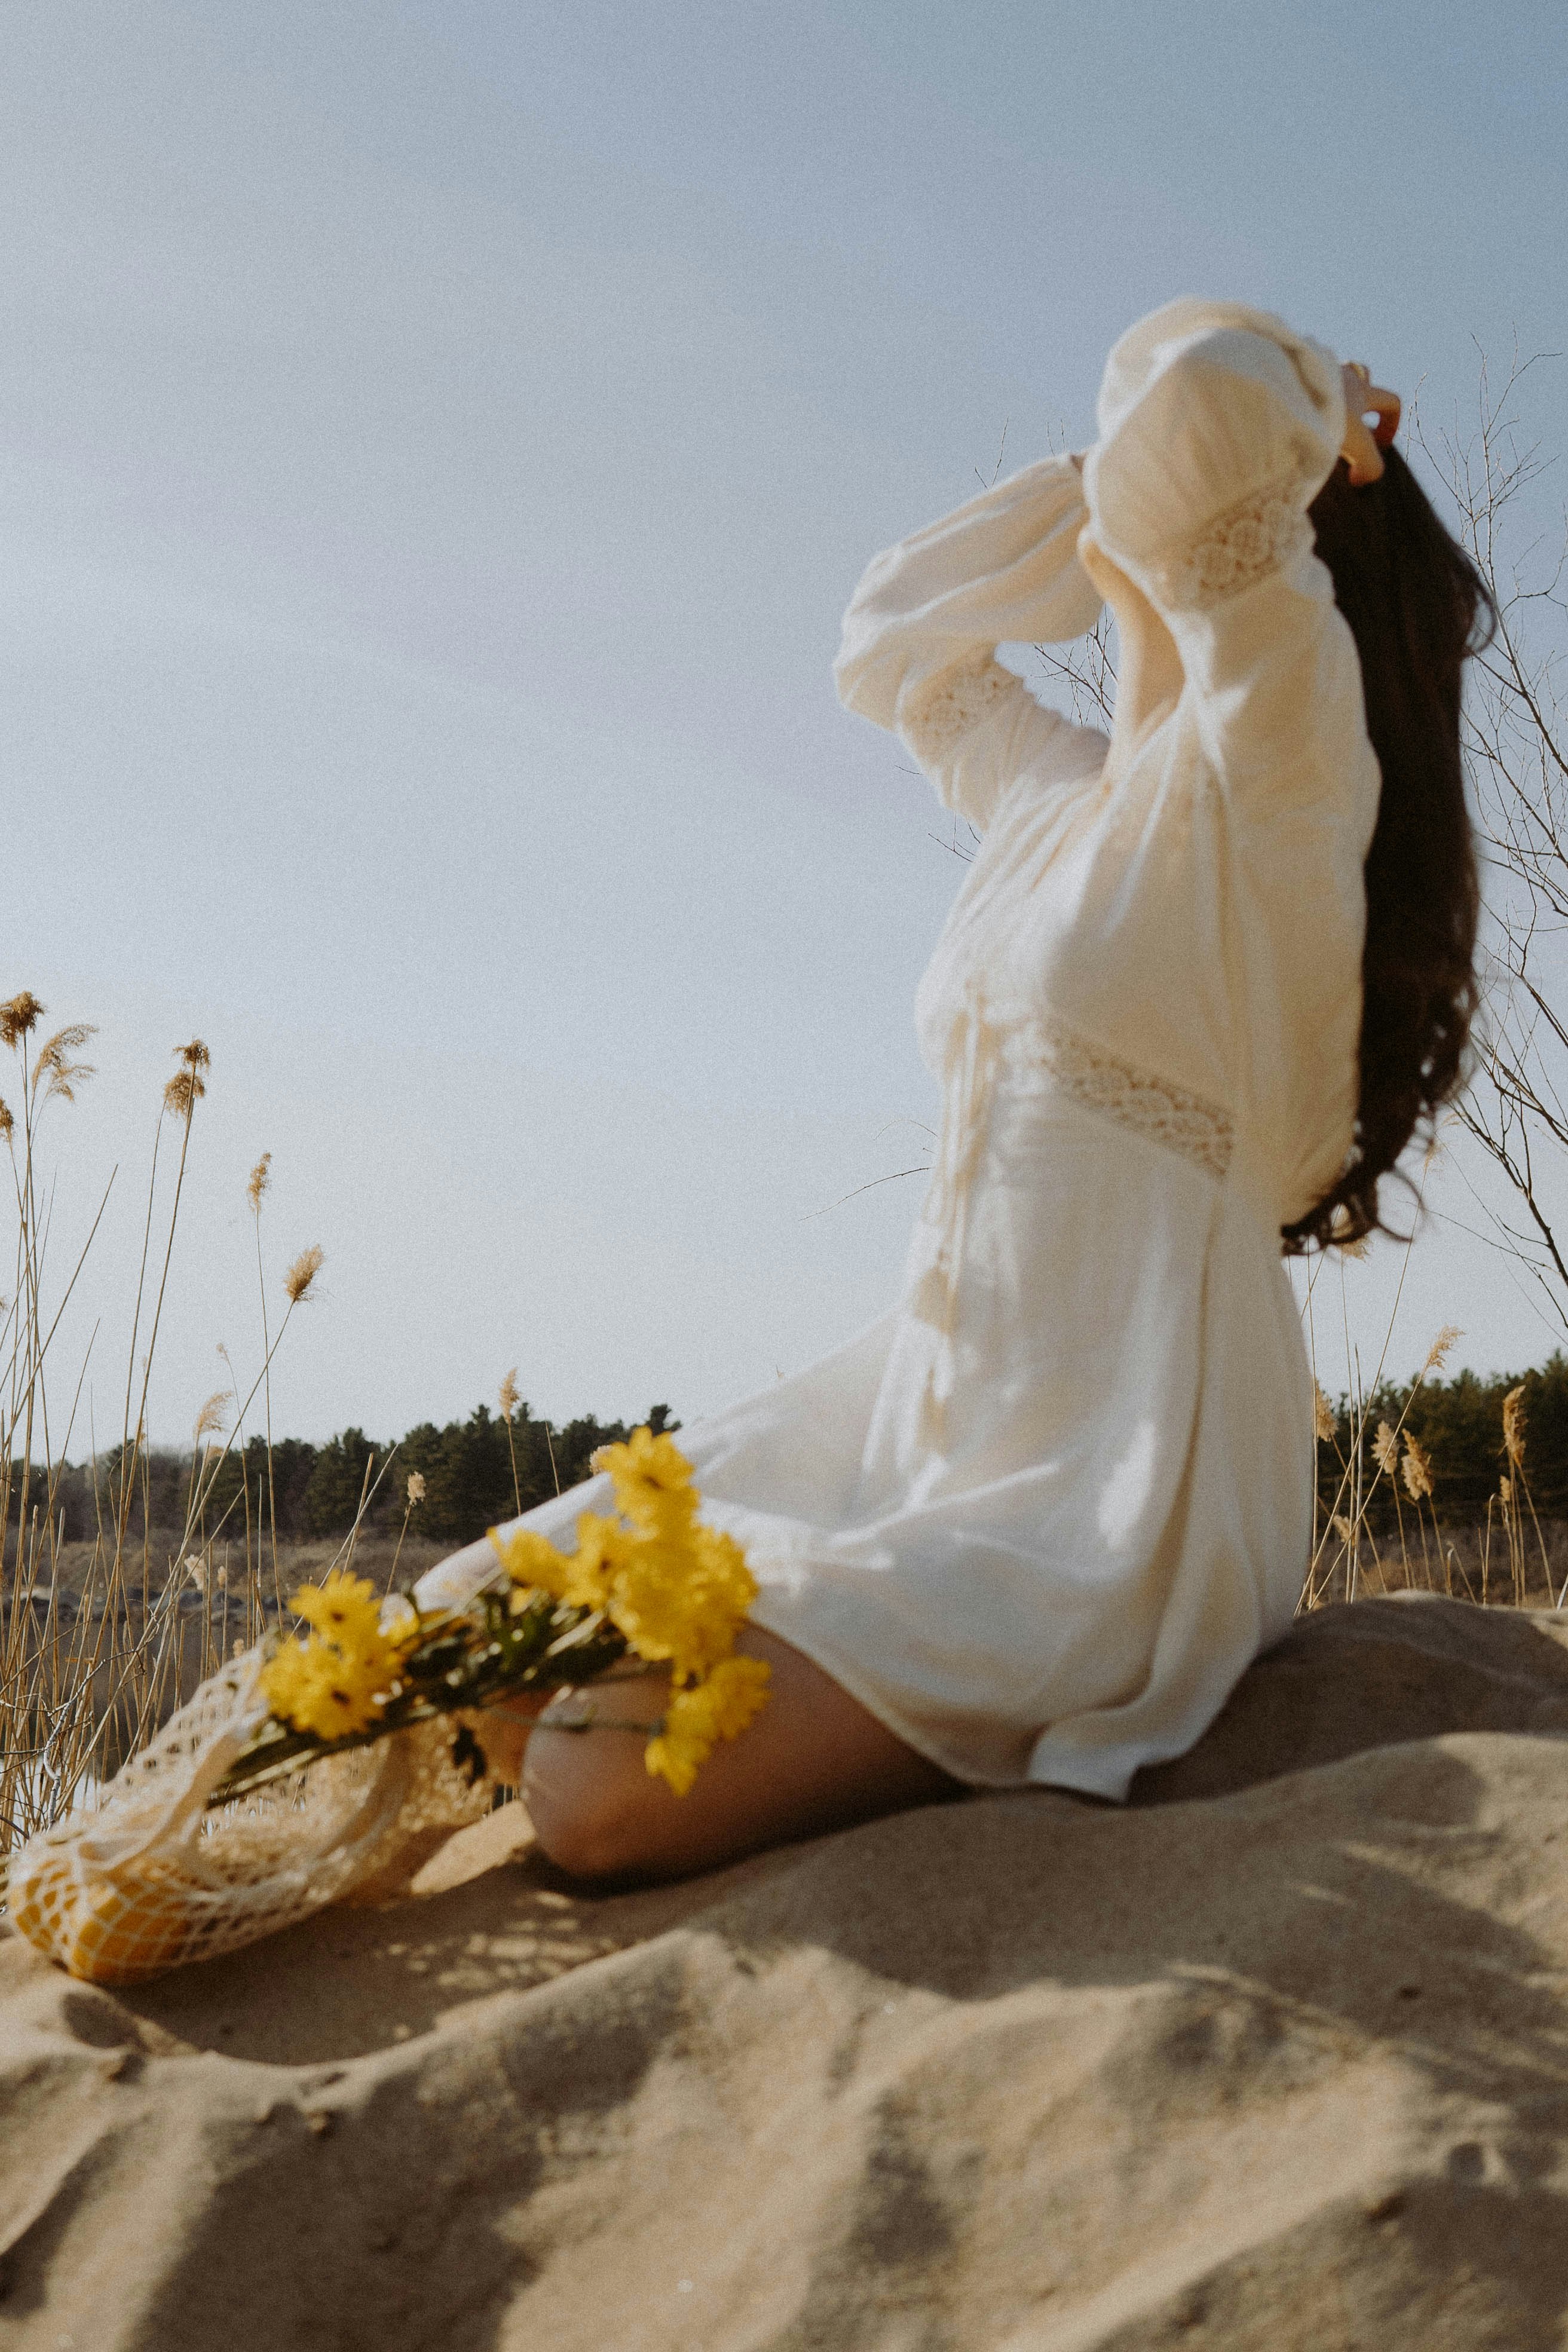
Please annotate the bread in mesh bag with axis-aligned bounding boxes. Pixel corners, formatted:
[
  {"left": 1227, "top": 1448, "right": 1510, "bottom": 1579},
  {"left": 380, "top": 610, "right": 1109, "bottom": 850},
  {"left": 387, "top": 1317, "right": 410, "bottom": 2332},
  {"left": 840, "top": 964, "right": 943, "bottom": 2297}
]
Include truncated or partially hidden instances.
[{"left": 7, "top": 1644, "right": 496, "bottom": 1984}]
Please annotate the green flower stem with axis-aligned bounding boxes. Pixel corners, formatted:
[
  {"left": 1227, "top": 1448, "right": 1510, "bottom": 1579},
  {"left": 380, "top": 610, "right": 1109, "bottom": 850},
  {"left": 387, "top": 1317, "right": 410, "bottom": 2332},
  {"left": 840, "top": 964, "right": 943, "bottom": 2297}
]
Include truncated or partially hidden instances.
[{"left": 204, "top": 1585, "right": 633, "bottom": 1811}]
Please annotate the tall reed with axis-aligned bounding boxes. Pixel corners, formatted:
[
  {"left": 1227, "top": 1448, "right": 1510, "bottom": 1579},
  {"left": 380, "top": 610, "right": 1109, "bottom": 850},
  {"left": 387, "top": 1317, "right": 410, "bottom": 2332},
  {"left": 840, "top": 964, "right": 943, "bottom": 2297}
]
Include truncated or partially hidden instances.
[{"left": 0, "top": 998, "right": 327, "bottom": 1854}]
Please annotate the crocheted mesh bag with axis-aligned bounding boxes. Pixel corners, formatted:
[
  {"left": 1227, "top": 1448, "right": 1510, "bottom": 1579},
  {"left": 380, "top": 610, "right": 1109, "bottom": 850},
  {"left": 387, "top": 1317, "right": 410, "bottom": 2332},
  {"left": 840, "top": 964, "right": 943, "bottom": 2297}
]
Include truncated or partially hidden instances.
[{"left": 6, "top": 1643, "right": 496, "bottom": 1984}]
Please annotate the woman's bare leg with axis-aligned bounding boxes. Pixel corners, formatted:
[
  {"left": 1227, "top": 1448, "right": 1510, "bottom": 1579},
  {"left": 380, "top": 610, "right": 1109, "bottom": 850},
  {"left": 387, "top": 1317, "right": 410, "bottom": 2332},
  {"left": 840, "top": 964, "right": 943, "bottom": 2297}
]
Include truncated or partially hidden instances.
[{"left": 479, "top": 1627, "right": 961, "bottom": 1884}]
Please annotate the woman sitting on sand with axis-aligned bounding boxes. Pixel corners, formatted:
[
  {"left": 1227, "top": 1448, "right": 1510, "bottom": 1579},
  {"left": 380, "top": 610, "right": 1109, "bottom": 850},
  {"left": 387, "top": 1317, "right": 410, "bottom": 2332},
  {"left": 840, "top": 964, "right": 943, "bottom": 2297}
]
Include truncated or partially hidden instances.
[{"left": 414, "top": 297, "right": 1490, "bottom": 1882}]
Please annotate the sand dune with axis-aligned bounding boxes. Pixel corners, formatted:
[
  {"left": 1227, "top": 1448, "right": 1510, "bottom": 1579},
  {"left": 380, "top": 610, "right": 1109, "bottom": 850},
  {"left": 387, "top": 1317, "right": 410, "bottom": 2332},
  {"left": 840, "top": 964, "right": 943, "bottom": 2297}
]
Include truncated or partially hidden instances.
[{"left": 5, "top": 1592, "right": 1568, "bottom": 2350}]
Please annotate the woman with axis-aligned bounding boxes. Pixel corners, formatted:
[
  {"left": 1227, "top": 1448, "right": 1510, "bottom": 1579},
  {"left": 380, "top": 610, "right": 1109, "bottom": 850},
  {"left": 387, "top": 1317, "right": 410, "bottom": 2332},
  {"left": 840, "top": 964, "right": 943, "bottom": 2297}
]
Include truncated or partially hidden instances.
[{"left": 431, "top": 298, "right": 1489, "bottom": 1882}]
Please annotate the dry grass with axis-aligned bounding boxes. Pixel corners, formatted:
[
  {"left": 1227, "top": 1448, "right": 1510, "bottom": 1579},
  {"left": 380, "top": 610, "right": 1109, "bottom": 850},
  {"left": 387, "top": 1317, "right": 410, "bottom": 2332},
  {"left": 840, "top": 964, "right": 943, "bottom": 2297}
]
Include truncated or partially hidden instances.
[
  {"left": 1303, "top": 1258, "right": 1559, "bottom": 1612},
  {"left": 0, "top": 994, "right": 343, "bottom": 1851},
  {"left": 11, "top": 1530, "right": 449, "bottom": 1777},
  {"left": 1303, "top": 1515, "right": 1568, "bottom": 1612}
]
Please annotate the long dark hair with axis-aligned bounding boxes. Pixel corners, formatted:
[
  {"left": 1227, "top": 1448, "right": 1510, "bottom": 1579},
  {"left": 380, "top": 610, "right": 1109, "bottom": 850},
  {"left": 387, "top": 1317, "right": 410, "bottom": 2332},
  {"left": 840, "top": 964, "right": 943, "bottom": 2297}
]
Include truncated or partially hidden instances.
[{"left": 1281, "top": 446, "right": 1494, "bottom": 1253}]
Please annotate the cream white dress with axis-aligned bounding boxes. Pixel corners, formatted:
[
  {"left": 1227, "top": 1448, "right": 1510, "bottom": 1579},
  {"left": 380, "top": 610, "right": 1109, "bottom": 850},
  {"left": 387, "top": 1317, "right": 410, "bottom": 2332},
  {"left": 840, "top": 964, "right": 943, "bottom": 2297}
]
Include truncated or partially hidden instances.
[{"left": 426, "top": 298, "right": 1380, "bottom": 1802}]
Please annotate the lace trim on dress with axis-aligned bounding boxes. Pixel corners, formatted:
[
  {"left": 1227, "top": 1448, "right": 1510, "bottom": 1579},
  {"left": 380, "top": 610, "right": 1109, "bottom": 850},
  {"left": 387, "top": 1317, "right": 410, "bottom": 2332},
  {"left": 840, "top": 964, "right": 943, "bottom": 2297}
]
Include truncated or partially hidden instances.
[
  {"left": 1006, "top": 1010, "right": 1235, "bottom": 1180},
  {"left": 1145, "top": 471, "right": 1312, "bottom": 612},
  {"left": 900, "top": 654, "right": 1020, "bottom": 762}
]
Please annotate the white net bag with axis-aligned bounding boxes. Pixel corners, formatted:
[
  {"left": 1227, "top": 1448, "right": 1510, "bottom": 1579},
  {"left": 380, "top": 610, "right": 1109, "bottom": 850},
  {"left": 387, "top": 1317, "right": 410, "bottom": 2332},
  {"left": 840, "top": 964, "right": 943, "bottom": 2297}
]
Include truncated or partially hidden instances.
[{"left": 6, "top": 1642, "right": 497, "bottom": 1984}]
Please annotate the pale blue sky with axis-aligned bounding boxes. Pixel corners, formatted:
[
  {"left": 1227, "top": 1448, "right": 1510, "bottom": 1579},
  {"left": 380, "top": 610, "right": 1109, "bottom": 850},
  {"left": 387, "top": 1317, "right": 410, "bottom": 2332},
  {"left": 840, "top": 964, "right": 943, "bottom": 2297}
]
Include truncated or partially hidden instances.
[{"left": 4, "top": 2, "right": 1566, "bottom": 1444}]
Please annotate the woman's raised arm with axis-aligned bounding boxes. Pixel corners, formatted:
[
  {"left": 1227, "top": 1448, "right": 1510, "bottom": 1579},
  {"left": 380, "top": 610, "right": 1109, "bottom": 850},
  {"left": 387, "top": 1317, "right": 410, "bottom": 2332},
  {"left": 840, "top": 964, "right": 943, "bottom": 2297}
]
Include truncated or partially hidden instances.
[
  {"left": 1085, "top": 313, "right": 1345, "bottom": 617},
  {"left": 1082, "top": 304, "right": 1374, "bottom": 810},
  {"left": 835, "top": 454, "right": 1108, "bottom": 834}
]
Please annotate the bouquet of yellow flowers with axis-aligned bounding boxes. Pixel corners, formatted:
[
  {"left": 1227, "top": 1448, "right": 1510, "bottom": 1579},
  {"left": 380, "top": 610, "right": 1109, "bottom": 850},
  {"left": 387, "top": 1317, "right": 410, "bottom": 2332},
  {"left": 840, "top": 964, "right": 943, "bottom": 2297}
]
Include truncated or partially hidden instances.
[
  {"left": 221, "top": 1425, "right": 771, "bottom": 1806},
  {"left": 6, "top": 1429, "right": 770, "bottom": 1985}
]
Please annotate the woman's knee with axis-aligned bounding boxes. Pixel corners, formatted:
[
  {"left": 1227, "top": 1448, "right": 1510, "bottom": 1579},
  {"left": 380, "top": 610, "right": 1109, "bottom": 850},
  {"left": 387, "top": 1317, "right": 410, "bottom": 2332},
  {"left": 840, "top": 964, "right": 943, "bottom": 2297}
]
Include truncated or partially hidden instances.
[
  {"left": 521, "top": 1687, "right": 675, "bottom": 1882},
  {"left": 518, "top": 1628, "right": 963, "bottom": 1883},
  {"left": 525, "top": 1766, "right": 650, "bottom": 1881}
]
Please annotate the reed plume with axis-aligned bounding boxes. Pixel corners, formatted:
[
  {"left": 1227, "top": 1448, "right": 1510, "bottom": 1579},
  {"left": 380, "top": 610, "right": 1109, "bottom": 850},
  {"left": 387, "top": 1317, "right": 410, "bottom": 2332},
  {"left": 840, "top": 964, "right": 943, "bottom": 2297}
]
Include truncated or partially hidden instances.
[
  {"left": 163, "top": 1039, "right": 211, "bottom": 1119},
  {"left": 192, "top": 1391, "right": 230, "bottom": 1446},
  {"left": 0, "top": 991, "right": 44, "bottom": 1048},
  {"left": 1402, "top": 1434, "right": 1434, "bottom": 1502},
  {"left": 247, "top": 1153, "right": 272, "bottom": 1213},
  {"left": 284, "top": 1245, "right": 324, "bottom": 1305},
  {"left": 33, "top": 1024, "right": 97, "bottom": 1104},
  {"left": 500, "top": 1367, "right": 524, "bottom": 1515},
  {"left": 390, "top": 1468, "right": 427, "bottom": 1580}
]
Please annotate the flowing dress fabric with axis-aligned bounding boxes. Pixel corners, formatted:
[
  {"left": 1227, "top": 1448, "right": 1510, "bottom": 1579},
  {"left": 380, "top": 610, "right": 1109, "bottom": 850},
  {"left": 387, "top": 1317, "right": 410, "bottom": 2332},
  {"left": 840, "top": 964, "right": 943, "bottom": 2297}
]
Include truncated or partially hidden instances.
[{"left": 422, "top": 300, "right": 1381, "bottom": 1802}]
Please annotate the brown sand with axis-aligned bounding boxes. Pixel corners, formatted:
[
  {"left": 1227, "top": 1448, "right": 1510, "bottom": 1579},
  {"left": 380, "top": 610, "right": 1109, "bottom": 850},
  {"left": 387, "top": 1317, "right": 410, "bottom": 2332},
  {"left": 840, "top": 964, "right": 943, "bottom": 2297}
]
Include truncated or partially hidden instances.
[{"left": 5, "top": 1592, "right": 1568, "bottom": 2350}]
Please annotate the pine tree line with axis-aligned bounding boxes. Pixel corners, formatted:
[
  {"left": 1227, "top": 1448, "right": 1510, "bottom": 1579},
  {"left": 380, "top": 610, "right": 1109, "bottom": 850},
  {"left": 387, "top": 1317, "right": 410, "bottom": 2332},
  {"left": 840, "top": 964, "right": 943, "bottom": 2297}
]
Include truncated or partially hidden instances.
[
  {"left": 1318, "top": 1356, "right": 1568, "bottom": 1530},
  {"left": 19, "top": 1355, "right": 1568, "bottom": 1557},
  {"left": 7, "top": 1398, "right": 679, "bottom": 1552}
]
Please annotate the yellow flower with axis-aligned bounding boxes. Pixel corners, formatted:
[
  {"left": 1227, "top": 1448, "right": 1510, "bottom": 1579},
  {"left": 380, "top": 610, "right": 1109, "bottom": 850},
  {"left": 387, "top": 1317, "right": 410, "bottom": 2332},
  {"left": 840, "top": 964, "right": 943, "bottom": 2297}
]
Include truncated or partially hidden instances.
[
  {"left": 694, "top": 1652, "right": 773, "bottom": 1740},
  {"left": 489, "top": 1431, "right": 768, "bottom": 1795},
  {"left": 602, "top": 1540, "right": 703, "bottom": 1673},
  {"left": 644, "top": 1656, "right": 772, "bottom": 1796},
  {"left": 259, "top": 1567, "right": 410, "bottom": 1738},
  {"left": 562, "top": 1511, "right": 637, "bottom": 1610},
  {"left": 492, "top": 1513, "right": 642, "bottom": 1613},
  {"left": 594, "top": 1426, "right": 698, "bottom": 1536},
  {"left": 604, "top": 1524, "right": 757, "bottom": 1682},
  {"left": 624, "top": 1481, "right": 700, "bottom": 1544},
  {"left": 642, "top": 1714, "right": 708, "bottom": 1799},
  {"left": 492, "top": 1524, "right": 574, "bottom": 1602},
  {"left": 262, "top": 1635, "right": 392, "bottom": 1740},
  {"left": 688, "top": 1523, "right": 757, "bottom": 1625},
  {"left": 290, "top": 1568, "right": 384, "bottom": 1648}
]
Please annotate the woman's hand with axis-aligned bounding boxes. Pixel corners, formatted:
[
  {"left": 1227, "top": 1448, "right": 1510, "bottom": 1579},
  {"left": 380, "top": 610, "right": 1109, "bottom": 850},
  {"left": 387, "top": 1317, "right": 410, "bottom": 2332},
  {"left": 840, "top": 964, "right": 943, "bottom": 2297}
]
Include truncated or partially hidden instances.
[{"left": 1340, "top": 361, "right": 1401, "bottom": 485}]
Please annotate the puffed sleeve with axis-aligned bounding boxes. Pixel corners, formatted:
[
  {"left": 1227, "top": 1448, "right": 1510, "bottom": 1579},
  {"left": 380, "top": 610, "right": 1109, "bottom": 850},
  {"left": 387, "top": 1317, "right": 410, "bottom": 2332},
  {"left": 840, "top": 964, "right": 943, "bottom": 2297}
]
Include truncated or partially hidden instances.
[
  {"left": 834, "top": 454, "right": 1109, "bottom": 832},
  {"left": 1082, "top": 302, "right": 1372, "bottom": 822}
]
